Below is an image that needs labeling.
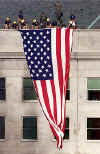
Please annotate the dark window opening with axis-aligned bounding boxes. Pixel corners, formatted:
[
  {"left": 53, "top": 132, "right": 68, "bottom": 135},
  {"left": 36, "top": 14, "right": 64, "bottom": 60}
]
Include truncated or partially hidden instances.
[
  {"left": 0, "top": 78, "right": 5, "bottom": 100},
  {"left": 63, "top": 118, "right": 69, "bottom": 139},
  {"left": 23, "top": 116, "right": 37, "bottom": 139},
  {"left": 0, "top": 116, "right": 5, "bottom": 139},
  {"left": 65, "top": 79, "right": 70, "bottom": 101},
  {"left": 23, "top": 78, "right": 37, "bottom": 100},
  {"left": 88, "top": 78, "right": 100, "bottom": 101},
  {"left": 87, "top": 118, "right": 100, "bottom": 140},
  {"left": 88, "top": 90, "right": 100, "bottom": 100},
  {"left": 54, "top": 118, "right": 69, "bottom": 140},
  {"left": 65, "top": 90, "right": 70, "bottom": 100}
]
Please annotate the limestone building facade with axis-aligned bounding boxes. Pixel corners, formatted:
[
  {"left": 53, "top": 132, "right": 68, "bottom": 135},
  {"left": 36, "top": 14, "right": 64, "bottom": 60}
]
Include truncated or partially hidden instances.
[{"left": 0, "top": 29, "right": 100, "bottom": 154}]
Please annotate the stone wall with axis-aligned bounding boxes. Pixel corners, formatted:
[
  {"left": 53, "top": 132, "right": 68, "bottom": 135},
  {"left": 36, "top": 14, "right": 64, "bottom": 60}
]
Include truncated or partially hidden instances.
[{"left": 0, "top": 30, "right": 100, "bottom": 154}]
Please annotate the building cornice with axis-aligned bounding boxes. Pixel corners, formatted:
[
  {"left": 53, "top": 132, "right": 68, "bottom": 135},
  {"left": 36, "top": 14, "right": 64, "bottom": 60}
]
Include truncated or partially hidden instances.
[{"left": 0, "top": 29, "right": 100, "bottom": 60}]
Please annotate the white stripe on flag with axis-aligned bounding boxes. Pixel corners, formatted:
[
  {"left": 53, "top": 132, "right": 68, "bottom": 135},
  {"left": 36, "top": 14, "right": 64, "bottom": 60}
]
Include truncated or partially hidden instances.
[
  {"left": 61, "top": 28, "right": 66, "bottom": 80},
  {"left": 46, "top": 81, "right": 54, "bottom": 119},
  {"left": 36, "top": 81, "right": 50, "bottom": 119},
  {"left": 70, "top": 29, "right": 73, "bottom": 52}
]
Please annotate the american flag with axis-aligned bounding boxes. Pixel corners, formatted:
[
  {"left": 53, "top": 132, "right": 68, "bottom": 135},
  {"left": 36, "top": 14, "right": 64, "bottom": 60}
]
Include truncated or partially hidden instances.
[{"left": 20, "top": 28, "right": 73, "bottom": 149}]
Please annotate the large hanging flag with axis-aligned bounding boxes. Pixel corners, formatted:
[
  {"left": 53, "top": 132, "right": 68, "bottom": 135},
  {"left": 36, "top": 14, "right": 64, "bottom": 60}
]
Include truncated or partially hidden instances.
[{"left": 20, "top": 28, "right": 73, "bottom": 149}]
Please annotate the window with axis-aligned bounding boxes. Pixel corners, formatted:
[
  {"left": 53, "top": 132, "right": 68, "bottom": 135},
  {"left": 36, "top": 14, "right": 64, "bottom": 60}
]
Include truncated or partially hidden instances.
[
  {"left": 0, "top": 78, "right": 6, "bottom": 100},
  {"left": 87, "top": 118, "right": 100, "bottom": 140},
  {"left": 63, "top": 118, "right": 69, "bottom": 139},
  {"left": 65, "top": 79, "right": 70, "bottom": 100},
  {"left": 54, "top": 118, "right": 69, "bottom": 140},
  {"left": 88, "top": 78, "right": 100, "bottom": 101},
  {"left": 0, "top": 116, "right": 5, "bottom": 139},
  {"left": 23, "top": 78, "right": 37, "bottom": 100},
  {"left": 23, "top": 116, "right": 37, "bottom": 140}
]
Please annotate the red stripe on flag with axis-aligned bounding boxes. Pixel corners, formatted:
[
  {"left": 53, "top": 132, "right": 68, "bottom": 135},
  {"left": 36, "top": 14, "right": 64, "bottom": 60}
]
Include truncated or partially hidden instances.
[
  {"left": 56, "top": 28, "right": 63, "bottom": 127},
  {"left": 41, "top": 81, "right": 55, "bottom": 122},
  {"left": 50, "top": 124, "right": 60, "bottom": 148},
  {"left": 65, "top": 28, "right": 70, "bottom": 95},
  {"left": 50, "top": 80, "right": 57, "bottom": 124}
]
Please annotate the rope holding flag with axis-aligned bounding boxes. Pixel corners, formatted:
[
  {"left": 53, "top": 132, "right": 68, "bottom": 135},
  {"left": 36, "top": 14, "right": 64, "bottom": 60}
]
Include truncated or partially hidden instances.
[{"left": 20, "top": 28, "right": 73, "bottom": 149}]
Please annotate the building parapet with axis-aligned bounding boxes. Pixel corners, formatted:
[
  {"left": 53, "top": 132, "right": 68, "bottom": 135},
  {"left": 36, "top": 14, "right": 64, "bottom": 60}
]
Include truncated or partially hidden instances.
[{"left": 0, "top": 29, "right": 100, "bottom": 59}]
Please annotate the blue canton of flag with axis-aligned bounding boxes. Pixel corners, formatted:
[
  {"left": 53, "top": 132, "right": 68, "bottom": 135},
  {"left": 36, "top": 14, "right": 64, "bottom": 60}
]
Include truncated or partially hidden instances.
[{"left": 20, "top": 29, "right": 54, "bottom": 80}]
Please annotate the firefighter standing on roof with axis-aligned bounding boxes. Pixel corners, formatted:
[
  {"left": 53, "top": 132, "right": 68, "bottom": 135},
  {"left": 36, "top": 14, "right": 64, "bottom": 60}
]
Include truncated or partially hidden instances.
[{"left": 68, "top": 14, "right": 77, "bottom": 29}]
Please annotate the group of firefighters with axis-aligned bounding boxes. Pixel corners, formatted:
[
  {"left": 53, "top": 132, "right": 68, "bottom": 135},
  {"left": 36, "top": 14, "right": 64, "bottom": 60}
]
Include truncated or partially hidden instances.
[{"left": 4, "top": 11, "right": 77, "bottom": 30}]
